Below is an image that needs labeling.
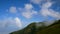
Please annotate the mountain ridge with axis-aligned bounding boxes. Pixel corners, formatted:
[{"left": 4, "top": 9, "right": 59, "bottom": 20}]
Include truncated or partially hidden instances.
[{"left": 10, "top": 20, "right": 60, "bottom": 34}]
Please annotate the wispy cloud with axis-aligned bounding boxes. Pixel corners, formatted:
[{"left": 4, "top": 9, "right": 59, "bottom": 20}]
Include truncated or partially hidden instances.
[
  {"left": 40, "top": 1, "right": 60, "bottom": 19},
  {"left": 6, "top": 4, "right": 37, "bottom": 19},
  {"left": 0, "top": 17, "right": 22, "bottom": 34},
  {"left": 14, "top": 17, "right": 22, "bottom": 28},
  {"left": 30, "top": 0, "right": 49, "bottom": 4},
  {"left": 30, "top": 0, "right": 60, "bottom": 26},
  {"left": 19, "top": 4, "right": 37, "bottom": 19},
  {"left": 9, "top": 6, "right": 17, "bottom": 13},
  {"left": 30, "top": 0, "right": 42, "bottom": 4},
  {"left": 6, "top": 0, "right": 60, "bottom": 19},
  {"left": 30, "top": 0, "right": 60, "bottom": 19},
  {"left": 25, "top": 4, "right": 33, "bottom": 10}
]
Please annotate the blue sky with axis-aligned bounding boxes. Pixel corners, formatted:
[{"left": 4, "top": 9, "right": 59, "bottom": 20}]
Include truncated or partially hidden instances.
[{"left": 0, "top": 0, "right": 60, "bottom": 34}]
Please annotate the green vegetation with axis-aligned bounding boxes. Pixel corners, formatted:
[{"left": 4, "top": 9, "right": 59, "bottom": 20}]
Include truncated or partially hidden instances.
[{"left": 10, "top": 20, "right": 60, "bottom": 34}]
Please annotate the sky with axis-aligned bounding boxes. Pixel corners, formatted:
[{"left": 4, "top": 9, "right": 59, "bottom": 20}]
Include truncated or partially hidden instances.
[{"left": 0, "top": 0, "right": 60, "bottom": 34}]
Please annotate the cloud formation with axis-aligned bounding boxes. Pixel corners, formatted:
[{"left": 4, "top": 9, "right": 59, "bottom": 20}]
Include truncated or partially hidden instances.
[
  {"left": 6, "top": 0, "right": 60, "bottom": 19},
  {"left": 9, "top": 6, "right": 17, "bottom": 13},
  {"left": 40, "top": 1, "right": 60, "bottom": 19},
  {"left": 21, "top": 4, "right": 37, "bottom": 19},
  {"left": 30, "top": 0, "right": 42, "bottom": 4},
  {"left": 0, "top": 17, "right": 22, "bottom": 34},
  {"left": 7, "top": 4, "right": 37, "bottom": 19},
  {"left": 30, "top": 0, "right": 48, "bottom": 4},
  {"left": 25, "top": 4, "right": 33, "bottom": 10},
  {"left": 14, "top": 17, "right": 22, "bottom": 28},
  {"left": 30, "top": 0, "right": 60, "bottom": 19}
]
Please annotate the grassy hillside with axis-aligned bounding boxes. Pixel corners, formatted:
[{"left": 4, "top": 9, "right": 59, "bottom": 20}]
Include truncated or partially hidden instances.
[
  {"left": 37, "top": 20, "right": 60, "bottom": 34},
  {"left": 10, "top": 20, "right": 60, "bottom": 34},
  {"left": 10, "top": 23, "right": 36, "bottom": 34}
]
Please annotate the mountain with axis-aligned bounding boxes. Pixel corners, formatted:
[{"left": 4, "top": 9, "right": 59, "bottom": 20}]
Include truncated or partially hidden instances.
[
  {"left": 10, "top": 20, "right": 60, "bottom": 34},
  {"left": 37, "top": 20, "right": 60, "bottom": 34}
]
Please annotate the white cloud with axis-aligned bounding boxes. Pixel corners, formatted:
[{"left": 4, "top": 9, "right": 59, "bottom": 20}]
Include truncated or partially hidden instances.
[
  {"left": 0, "top": 17, "right": 22, "bottom": 34},
  {"left": 9, "top": 6, "right": 17, "bottom": 13},
  {"left": 40, "top": 1, "right": 60, "bottom": 19},
  {"left": 22, "top": 11, "right": 32, "bottom": 18},
  {"left": 49, "top": 9, "right": 60, "bottom": 19},
  {"left": 21, "top": 4, "right": 37, "bottom": 19},
  {"left": 30, "top": 0, "right": 42, "bottom": 4},
  {"left": 22, "top": 11, "right": 37, "bottom": 19},
  {"left": 14, "top": 17, "right": 22, "bottom": 28},
  {"left": 30, "top": 0, "right": 50, "bottom": 4},
  {"left": 31, "top": 0, "right": 60, "bottom": 19},
  {"left": 42, "top": 1, "right": 53, "bottom": 8},
  {"left": 40, "top": 2, "right": 53, "bottom": 16},
  {"left": 25, "top": 4, "right": 33, "bottom": 10}
]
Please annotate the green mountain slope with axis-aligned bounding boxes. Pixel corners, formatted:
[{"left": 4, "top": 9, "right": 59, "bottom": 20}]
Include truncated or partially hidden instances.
[
  {"left": 10, "top": 23, "right": 36, "bottom": 34},
  {"left": 10, "top": 20, "right": 60, "bottom": 34},
  {"left": 37, "top": 20, "right": 60, "bottom": 34}
]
